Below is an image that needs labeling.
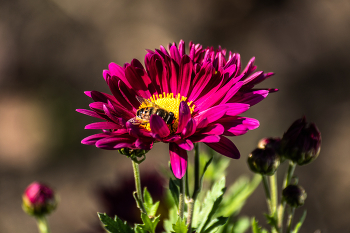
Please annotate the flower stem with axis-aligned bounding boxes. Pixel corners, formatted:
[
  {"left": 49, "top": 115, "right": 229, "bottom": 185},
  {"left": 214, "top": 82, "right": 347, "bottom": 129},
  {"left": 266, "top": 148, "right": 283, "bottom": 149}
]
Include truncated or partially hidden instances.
[
  {"left": 132, "top": 159, "right": 146, "bottom": 213},
  {"left": 187, "top": 143, "right": 200, "bottom": 233},
  {"left": 262, "top": 175, "right": 272, "bottom": 213},
  {"left": 179, "top": 176, "right": 185, "bottom": 219},
  {"left": 270, "top": 173, "right": 278, "bottom": 233},
  {"left": 286, "top": 207, "right": 295, "bottom": 233},
  {"left": 277, "top": 162, "right": 296, "bottom": 232},
  {"left": 36, "top": 216, "right": 51, "bottom": 233}
]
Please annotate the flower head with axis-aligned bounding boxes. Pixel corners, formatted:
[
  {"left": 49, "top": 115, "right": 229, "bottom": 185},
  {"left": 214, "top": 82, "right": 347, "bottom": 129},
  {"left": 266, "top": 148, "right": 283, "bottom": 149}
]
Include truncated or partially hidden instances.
[
  {"left": 280, "top": 117, "right": 321, "bottom": 165},
  {"left": 77, "top": 40, "right": 276, "bottom": 178},
  {"left": 22, "top": 182, "right": 57, "bottom": 216}
]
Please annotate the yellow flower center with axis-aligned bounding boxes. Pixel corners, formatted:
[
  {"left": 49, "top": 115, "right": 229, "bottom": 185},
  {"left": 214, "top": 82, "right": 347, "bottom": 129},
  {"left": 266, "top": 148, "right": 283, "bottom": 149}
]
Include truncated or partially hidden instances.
[{"left": 138, "top": 93, "right": 195, "bottom": 133}]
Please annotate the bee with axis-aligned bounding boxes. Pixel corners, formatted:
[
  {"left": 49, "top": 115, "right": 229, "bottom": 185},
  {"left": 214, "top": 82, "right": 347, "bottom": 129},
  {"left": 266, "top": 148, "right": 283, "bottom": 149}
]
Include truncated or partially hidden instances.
[{"left": 128, "top": 96, "right": 175, "bottom": 128}]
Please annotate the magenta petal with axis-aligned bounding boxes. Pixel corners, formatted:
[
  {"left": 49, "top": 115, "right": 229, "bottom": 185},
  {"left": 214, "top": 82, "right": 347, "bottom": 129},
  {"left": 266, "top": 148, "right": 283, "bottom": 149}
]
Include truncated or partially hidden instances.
[
  {"left": 85, "top": 122, "right": 121, "bottom": 130},
  {"left": 181, "top": 118, "right": 197, "bottom": 138},
  {"left": 176, "top": 101, "right": 191, "bottom": 133},
  {"left": 81, "top": 133, "right": 110, "bottom": 145},
  {"left": 226, "top": 103, "right": 250, "bottom": 116},
  {"left": 135, "top": 138, "right": 153, "bottom": 150},
  {"left": 197, "top": 105, "right": 228, "bottom": 124},
  {"left": 178, "top": 55, "right": 193, "bottom": 97},
  {"left": 169, "top": 143, "right": 188, "bottom": 179},
  {"left": 96, "top": 136, "right": 135, "bottom": 150},
  {"left": 76, "top": 109, "right": 105, "bottom": 120},
  {"left": 189, "top": 134, "right": 220, "bottom": 143},
  {"left": 201, "top": 123, "right": 224, "bottom": 135},
  {"left": 205, "top": 136, "right": 240, "bottom": 159},
  {"left": 176, "top": 139, "right": 194, "bottom": 151},
  {"left": 150, "top": 115, "right": 170, "bottom": 138}
]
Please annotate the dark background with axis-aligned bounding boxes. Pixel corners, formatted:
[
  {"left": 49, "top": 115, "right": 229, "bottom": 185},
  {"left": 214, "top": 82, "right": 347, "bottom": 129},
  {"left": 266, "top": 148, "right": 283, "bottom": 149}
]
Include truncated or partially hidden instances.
[{"left": 0, "top": 0, "right": 349, "bottom": 232}]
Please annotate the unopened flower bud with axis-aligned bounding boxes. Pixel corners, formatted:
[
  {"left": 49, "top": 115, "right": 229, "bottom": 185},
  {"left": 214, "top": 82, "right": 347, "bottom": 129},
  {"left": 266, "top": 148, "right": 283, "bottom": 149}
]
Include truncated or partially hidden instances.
[
  {"left": 22, "top": 182, "right": 57, "bottom": 217},
  {"left": 248, "top": 148, "right": 280, "bottom": 176},
  {"left": 282, "top": 184, "right": 307, "bottom": 207},
  {"left": 258, "top": 137, "right": 281, "bottom": 151},
  {"left": 280, "top": 117, "right": 321, "bottom": 165}
]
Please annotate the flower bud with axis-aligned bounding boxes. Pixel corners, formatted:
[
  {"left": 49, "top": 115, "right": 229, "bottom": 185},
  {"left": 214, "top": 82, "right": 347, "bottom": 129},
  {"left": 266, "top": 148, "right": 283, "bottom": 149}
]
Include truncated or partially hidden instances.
[
  {"left": 22, "top": 182, "right": 57, "bottom": 217},
  {"left": 257, "top": 137, "right": 281, "bottom": 151},
  {"left": 280, "top": 117, "right": 321, "bottom": 165},
  {"left": 282, "top": 184, "right": 307, "bottom": 207},
  {"left": 247, "top": 148, "right": 280, "bottom": 176}
]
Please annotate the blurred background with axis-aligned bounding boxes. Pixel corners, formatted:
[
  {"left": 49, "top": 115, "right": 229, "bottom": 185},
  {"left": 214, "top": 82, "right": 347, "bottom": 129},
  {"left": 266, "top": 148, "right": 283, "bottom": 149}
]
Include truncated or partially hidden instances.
[{"left": 0, "top": 0, "right": 349, "bottom": 232}]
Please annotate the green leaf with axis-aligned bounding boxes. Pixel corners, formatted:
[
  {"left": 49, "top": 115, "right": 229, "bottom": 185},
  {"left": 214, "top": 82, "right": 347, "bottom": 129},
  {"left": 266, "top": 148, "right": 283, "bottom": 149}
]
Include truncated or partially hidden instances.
[
  {"left": 291, "top": 210, "right": 307, "bottom": 233},
  {"left": 251, "top": 217, "right": 268, "bottom": 233},
  {"left": 164, "top": 207, "right": 178, "bottom": 233},
  {"left": 196, "top": 177, "right": 226, "bottom": 232},
  {"left": 218, "top": 175, "right": 261, "bottom": 217},
  {"left": 199, "top": 155, "right": 213, "bottom": 187},
  {"left": 202, "top": 216, "right": 228, "bottom": 233},
  {"left": 139, "top": 213, "right": 160, "bottom": 233},
  {"left": 172, "top": 217, "right": 188, "bottom": 233},
  {"left": 98, "top": 213, "right": 134, "bottom": 233},
  {"left": 264, "top": 213, "right": 277, "bottom": 230},
  {"left": 134, "top": 225, "right": 147, "bottom": 233},
  {"left": 232, "top": 217, "right": 250, "bottom": 233},
  {"left": 143, "top": 187, "right": 160, "bottom": 217},
  {"left": 169, "top": 178, "right": 180, "bottom": 208}
]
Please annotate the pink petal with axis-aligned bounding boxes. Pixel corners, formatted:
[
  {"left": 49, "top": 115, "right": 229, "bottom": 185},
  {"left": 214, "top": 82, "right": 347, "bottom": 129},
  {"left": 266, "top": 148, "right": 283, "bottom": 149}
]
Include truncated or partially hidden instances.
[
  {"left": 181, "top": 118, "right": 197, "bottom": 138},
  {"left": 85, "top": 122, "right": 121, "bottom": 130},
  {"left": 176, "top": 139, "right": 194, "bottom": 151},
  {"left": 169, "top": 143, "right": 188, "bottom": 179},
  {"left": 176, "top": 101, "right": 191, "bottom": 134},
  {"left": 196, "top": 105, "right": 229, "bottom": 124},
  {"left": 81, "top": 133, "right": 110, "bottom": 145},
  {"left": 178, "top": 55, "right": 193, "bottom": 97},
  {"left": 189, "top": 134, "right": 220, "bottom": 143},
  {"left": 96, "top": 136, "right": 135, "bottom": 150},
  {"left": 76, "top": 109, "right": 105, "bottom": 120},
  {"left": 135, "top": 138, "right": 153, "bottom": 150},
  {"left": 200, "top": 123, "right": 224, "bottom": 135},
  {"left": 150, "top": 115, "right": 170, "bottom": 138},
  {"left": 205, "top": 136, "right": 240, "bottom": 159},
  {"left": 108, "top": 63, "right": 131, "bottom": 89},
  {"left": 225, "top": 103, "right": 250, "bottom": 116}
]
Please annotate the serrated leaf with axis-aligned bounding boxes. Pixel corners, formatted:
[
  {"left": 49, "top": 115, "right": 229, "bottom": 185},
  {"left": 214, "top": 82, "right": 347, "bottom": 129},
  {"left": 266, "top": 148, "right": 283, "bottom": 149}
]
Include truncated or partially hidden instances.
[
  {"left": 172, "top": 217, "right": 188, "bottom": 233},
  {"left": 134, "top": 225, "right": 147, "bottom": 233},
  {"left": 218, "top": 175, "right": 261, "bottom": 216},
  {"left": 139, "top": 213, "right": 160, "bottom": 233},
  {"left": 202, "top": 216, "right": 228, "bottom": 233},
  {"left": 98, "top": 213, "right": 134, "bottom": 233},
  {"left": 251, "top": 217, "right": 268, "bottom": 233},
  {"left": 169, "top": 179, "right": 180, "bottom": 208},
  {"left": 232, "top": 217, "right": 250, "bottom": 233},
  {"left": 164, "top": 207, "right": 178, "bottom": 233},
  {"left": 264, "top": 213, "right": 277, "bottom": 229},
  {"left": 291, "top": 210, "right": 307, "bottom": 233},
  {"left": 196, "top": 177, "right": 226, "bottom": 232},
  {"left": 143, "top": 187, "right": 160, "bottom": 217}
]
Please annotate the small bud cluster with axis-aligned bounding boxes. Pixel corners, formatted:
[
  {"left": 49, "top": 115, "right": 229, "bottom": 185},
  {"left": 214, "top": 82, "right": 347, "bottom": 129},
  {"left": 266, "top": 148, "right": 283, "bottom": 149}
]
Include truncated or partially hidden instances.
[{"left": 248, "top": 117, "right": 321, "bottom": 176}]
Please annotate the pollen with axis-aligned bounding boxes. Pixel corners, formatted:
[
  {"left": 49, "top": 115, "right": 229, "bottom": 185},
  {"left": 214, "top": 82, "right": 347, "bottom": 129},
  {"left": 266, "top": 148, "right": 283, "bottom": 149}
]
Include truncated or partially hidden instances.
[{"left": 138, "top": 92, "right": 195, "bottom": 133}]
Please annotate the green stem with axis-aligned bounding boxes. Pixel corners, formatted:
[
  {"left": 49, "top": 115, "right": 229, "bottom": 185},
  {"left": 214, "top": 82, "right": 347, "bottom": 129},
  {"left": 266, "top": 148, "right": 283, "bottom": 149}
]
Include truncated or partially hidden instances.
[
  {"left": 179, "top": 176, "right": 185, "bottom": 219},
  {"left": 36, "top": 216, "right": 51, "bottom": 233},
  {"left": 286, "top": 207, "right": 295, "bottom": 233},
  {"left": 270, "top": 173, "right": 278, "bottom": 233},
  {"left": 262, "top": 175, "right": 272, "bottom": 213},
  {"left": 187, "top": 143, "right": 200, "bottom": 233},
  {"left": 278, "top": 162, "right": 296, "bottom": 232},
  {"left": 132, "top": 160, "right": 146, "bottom": 213}
]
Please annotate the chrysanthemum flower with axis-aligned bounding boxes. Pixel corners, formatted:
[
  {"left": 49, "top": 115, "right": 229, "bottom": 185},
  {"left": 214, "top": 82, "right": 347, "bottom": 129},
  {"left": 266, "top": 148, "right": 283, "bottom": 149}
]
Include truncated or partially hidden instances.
[{"left": 77, "top": 40, "right": 276, "bottom": 178}]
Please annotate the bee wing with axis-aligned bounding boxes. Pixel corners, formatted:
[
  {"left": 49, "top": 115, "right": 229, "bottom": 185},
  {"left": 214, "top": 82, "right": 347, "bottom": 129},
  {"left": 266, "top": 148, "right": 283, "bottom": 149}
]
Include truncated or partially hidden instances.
[{"left": 135, "top": 96, "right": 161, "bottom": 108}]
